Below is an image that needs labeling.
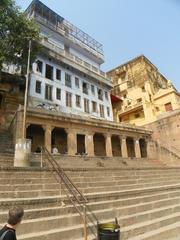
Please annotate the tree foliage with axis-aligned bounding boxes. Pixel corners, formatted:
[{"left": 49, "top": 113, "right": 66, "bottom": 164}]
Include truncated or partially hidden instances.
[{"left": 0, "top": 0, "right": 41, "bottom": 73}]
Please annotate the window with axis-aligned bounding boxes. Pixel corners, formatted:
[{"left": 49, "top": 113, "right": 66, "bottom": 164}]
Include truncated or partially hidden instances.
[
  {"left": 83, "top": 82, "right": 88, "bottom": 94},
  {"left": 56, "top": 88, "right": 61, "bottom": 100},
  {"left": 142, "top": 86, "right": 145, "bottom": 92},
  {"left": 135, "top": 113, "right": 140, "bottom": 118},
  {"left": 56, "top": 69, "right": 61, "bottom": 80},
  {"left": 84, "top": 98, "right": 89, "bottom": 113},
  {"left": 107, "top": 107, "right": 110, "bottom": 117},
  {"left": 66, "top": 92, "right": 72, "bottom": 107},
  {"left": 105, "top": 91, "right": 108, "bottom": 100},
  {"left": 91, "top": 85, "right": 95, "bottom": 94},
  {"left": 98, "top": 89, "right": 103, "bottom": 100},
  {"left": 137, "top": 98, "right": 142, "bottom": 103},
  {"left": 165, "top": 102, "right": 173, "bottom": 112},
  {"left": 76, "top": 95, "right": 81, "bottom": 108},
  {"left": 65, "top": 73, "right": 72, "bottom": 87},
  {"left": 99, "top": 104, "right": 105, "bottom": 118},
  {"left": 45, "top": 85, "right": 52, "bottom": 101},
  {"left": 36, "top": 60, "right": 43, "bottom": 73},
  {"left": 45, "top": 64, "right": 53, "bottom": 80},
  {"left": 75, "top": 77, "right": 79, "bottom": 88},
  {"left": 35, "top": 81, "right": 41, "bottom": 94},
  {"left": 156, "top": 106, "right": 160, "bottom": 112},
  {"left": 92, "top": 101, "right": 97, "bottom": 112}
]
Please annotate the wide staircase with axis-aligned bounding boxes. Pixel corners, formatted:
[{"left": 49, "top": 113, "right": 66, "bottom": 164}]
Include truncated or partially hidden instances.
[{"left": 1, "top": 163, "right": 180, "bottom": 239}]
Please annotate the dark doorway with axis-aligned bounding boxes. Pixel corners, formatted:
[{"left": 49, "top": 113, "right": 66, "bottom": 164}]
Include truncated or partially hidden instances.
[
  {"left": 126, "top": 137, "right": 135, "bottom": 158},
  {"left": 93, "top": 133, "right": 106, "bottom": 156},
  {"left": 112, "top": 135, "right": 122, "bottom": 156},
  {"left": 52, "top": 128, "right": 67, "bottom": 154},
  {"left": 139, "top": 138, "right": 147, "bottom": 158},
  {"left": 77, "top": 134, "right": 85, "bottom": 154},
  {"left": 26, "top": 125, "right": 44, "bottom": 152}
]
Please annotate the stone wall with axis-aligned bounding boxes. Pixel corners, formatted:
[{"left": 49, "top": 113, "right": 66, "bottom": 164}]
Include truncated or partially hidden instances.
[{"left": 145, "top": 109, "right": 180, "bottom": 154}]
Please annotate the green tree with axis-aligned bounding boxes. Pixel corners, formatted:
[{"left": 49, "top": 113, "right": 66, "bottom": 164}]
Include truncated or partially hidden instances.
[{"left": 0, "top": 0, "right": 40, "bottom": 73}]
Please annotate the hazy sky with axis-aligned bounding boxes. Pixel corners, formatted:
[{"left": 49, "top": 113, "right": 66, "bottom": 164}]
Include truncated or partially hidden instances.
[{"left": 16, "top": 0, "right": 180, "bottom": 91}]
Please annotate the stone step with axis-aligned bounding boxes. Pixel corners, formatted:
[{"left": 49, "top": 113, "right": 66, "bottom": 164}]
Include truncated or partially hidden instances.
[
  {"left": 1, "top": 180, "right": 180, "bottom": 199},
  {"left": 80, "top": 181, "right": 180, "bottom": 195},
  {"left": 12, "top": 212, "right": 180, "bottom": 240},
  {"left": 2, "top": 174, "right": 180, "bottom": 188},
  {"left": 1, "top": 188, "right": 179, "bottom": 220},
  {"left": 1, "top": 190, "right": 180, "bottom": 228},
  {"left": 1, "top": 167, "right": 180, "bottom": 178},
  {"left": 0, "top": 183, "right": 61, "bottom": 191},
  {"left": 1, "top": 169, "right": 180, "bottom": 182},
  {"left": 126, "top": 219, "right": 180, "bottom": 240},
  {"left": 17, "top": 224, "right": 86, "bottom": 240},
  {"left": 0, "top": 196, "right": 63, "bottom": 210},
  {"left": 4, "top": 200, "right": 180, "bottom": 236},
  {"left": 0, "top": 189, "right": 61, "bottom": 198}
]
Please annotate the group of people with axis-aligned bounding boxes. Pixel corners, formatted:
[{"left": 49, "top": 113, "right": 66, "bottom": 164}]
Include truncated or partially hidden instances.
[{"left": 0, "top": 206, "right": 24, "bottom": 240}]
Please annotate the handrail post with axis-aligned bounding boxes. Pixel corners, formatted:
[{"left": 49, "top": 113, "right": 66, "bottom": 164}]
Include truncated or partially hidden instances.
[{"left": 83, "top": 204, "right": 88, "bottom": 240}]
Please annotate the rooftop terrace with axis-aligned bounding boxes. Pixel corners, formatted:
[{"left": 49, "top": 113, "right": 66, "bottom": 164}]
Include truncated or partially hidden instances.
[{"left": 26, "top": 0, "right": 104, "bottom": 60}]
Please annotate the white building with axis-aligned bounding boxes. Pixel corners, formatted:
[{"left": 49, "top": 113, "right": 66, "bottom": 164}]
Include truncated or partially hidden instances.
[{"left": 26, "top": 0, "right": 113, "bottom": 121}]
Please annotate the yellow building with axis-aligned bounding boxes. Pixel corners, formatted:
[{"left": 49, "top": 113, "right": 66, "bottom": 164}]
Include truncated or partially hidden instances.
[{"left": 107, "top": 55, "right": 180, "bottom": 126}]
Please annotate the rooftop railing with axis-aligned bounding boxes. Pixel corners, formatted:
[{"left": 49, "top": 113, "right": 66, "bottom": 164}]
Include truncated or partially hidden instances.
[{"left": 35, "top": 14, "right": 104, "bottom": 61}]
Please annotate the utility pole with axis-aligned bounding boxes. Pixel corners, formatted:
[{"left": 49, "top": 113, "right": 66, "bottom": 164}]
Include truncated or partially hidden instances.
[{"left": 22, "top": 40, "right": 31, "bottom": 139}]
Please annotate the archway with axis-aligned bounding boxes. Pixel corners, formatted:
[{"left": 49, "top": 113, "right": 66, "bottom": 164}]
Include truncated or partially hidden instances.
[
  {"left": 93, "top": 133, "right": 106, "bottom": 156},
  {"left": 126, "top": 137, "right": 135, "bottom": 158},
  {"left": 26, "top": 124, "right": 44, "bottom": 152},
  {"left": 52, "top": 128, "right": 67, "bottom": 154},
  {"left": 112, "top": 135, "right": 122, "bottom": 156}
]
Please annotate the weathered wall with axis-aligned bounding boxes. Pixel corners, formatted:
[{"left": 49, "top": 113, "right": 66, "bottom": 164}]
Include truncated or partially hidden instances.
[{"left": 145, "top": 109, "right": 180, "bottom": 153}]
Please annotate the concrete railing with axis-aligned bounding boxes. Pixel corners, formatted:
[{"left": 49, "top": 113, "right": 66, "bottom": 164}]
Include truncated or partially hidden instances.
[{"left": 41, "top": 38, "right": 111, "bottom": 81}]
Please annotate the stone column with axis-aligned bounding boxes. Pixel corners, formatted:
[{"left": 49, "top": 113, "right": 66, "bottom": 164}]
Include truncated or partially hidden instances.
[
  {"left": 43, "top": 125, "right": 53, "bottom": 153},
  {"left": 146, "top": 139, "right": 152, "bottom": 159},
  {"left": 85, "top": 133, "right": 94, "bottom": 156},
  {"left": 105, "top": 133, "right": 113, "bottom": 157},
  {"left": 15, "top": 110, "right": 24, "bottom": 142},
  {"left": 134, "top": 138, "right": 141, "bottom": 158},
  {"left": 121, "top": 136, "right": 128, "bottom": 158},
  {"left": 66, "top": 129, "right": 77, "bottom": 156}
]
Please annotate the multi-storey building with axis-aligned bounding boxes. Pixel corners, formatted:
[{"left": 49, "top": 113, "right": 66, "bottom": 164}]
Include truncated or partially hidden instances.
[
  {"left": 26, "top": 0, "right": 113, "bottom": 121},
  {"left": 1, "top": 1, "right": 151, "bottom": 160},
  {"left": 108, "top": 55, "right": 180, "bottom": 126}
]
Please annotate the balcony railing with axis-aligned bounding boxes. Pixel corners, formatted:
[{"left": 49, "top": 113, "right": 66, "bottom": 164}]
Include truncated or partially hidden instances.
[
  {"left": 41, "top": 38, "right": 111, "bottom": 81},
  {"left": 35, "top": 14, "right": 104, "bottom": 61},
  {"left": 118, "top": 101, "right": 143, "bottom": 114}
]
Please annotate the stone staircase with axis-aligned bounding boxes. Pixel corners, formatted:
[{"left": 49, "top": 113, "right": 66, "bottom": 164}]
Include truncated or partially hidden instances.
[
  {"left": 31, "top": 153, "right": 166, "bottom": 169},
  {"left": 1, "top": 167, "right": 180, "bottom": 239},
  {"left": 0, "top": 129, "right": 14, "bottom": 166}
]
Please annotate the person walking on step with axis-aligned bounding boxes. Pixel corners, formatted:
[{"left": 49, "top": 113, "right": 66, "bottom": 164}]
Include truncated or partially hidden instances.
[{"left": 0, "top": 206, "right": 24, "bottom": 240}]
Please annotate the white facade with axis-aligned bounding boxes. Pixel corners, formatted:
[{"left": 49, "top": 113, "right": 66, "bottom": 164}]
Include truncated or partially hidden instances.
[{"left": 27, "top": 0, "right": 113, "bottom": 121}]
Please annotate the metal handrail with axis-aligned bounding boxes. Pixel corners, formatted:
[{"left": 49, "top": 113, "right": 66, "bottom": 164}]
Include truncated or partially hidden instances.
[{"left": 41, "top": 146, "right": 98, "bottom": 240}]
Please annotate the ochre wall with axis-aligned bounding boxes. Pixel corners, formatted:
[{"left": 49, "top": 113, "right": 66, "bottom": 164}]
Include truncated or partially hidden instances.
[{"left": 145, "top": 110, "right": 180, "bottom": 152}]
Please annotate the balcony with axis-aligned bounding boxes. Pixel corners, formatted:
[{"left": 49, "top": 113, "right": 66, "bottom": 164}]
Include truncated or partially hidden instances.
[
  {"left": 118, "top": 102, "right": 143, "bottom": 116},
  {"left": 41, "top": 37, "right": 111, "bottom": 83},
  {"left": 34, "top": 14, "right": 104, "bottom": 62}
]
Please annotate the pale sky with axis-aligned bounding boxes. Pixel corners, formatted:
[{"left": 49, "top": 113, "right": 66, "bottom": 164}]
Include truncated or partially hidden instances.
[{"left": 16, "top": 0, "right": 180, "bottom": 91}]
